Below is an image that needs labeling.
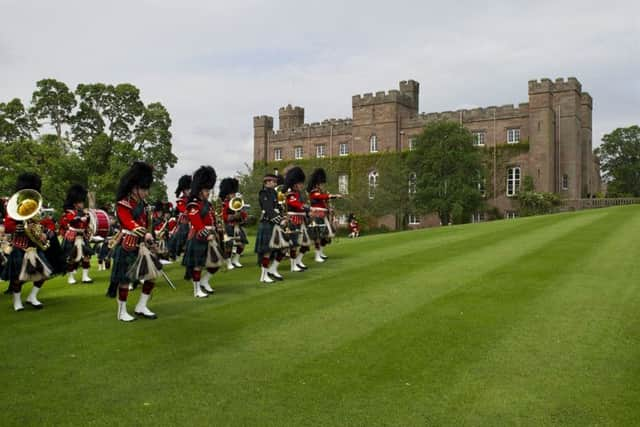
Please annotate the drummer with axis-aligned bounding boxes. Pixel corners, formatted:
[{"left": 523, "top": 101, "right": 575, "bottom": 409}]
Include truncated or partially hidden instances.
[{"left": 60, "top": 184, "right": 95, "bottom": 284}]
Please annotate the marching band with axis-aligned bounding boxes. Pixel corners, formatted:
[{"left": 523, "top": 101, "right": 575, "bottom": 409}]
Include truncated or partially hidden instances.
[{"left": 0, "top": 163, "right": 348, "bottom": 321}]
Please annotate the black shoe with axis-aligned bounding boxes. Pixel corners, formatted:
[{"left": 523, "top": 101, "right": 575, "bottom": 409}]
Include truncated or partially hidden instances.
[
  {"left": 297, "top": 264, "right": 308, "bottom": 270},
  {"left": 82, "top": 280, "right": 94, "bottom": 284},
  {"left": 135, "top": 311, "right": 158, "bottom": 320},
  {"left": 268, "top": 272, "right": 284, "bottom": 281},
  {"left": 200, "top": 286, "right": 215, "bottom": 294},
  {"left": 320, "top": 255, "right": 328, "bottom": 260},
  {"left": 26, "top": 301, "right": 43, "bottom": 310}
]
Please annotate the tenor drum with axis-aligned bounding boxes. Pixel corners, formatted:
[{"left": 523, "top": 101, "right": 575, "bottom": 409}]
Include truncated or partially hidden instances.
[{"left": 89, "top": 209, "right": 111, "bottom": 238}]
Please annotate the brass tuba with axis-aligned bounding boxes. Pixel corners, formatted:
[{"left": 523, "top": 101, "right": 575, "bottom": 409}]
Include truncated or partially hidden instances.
[
  {"left": 229, "top": 193, "right": 245, "bottom": 212},
  {"left": 6, "top": 189, "right": 50, "bottom": 250}
]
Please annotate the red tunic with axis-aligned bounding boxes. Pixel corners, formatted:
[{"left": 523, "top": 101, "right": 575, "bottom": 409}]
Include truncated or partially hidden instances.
[
  {"left": 176, "top": 196, "right": 189, "bottom": 224},
  {"left": 286, "top": 191, "right": 307, "bottom": 226},
  {"left": 59, "top": 209, "right": 89, "bottom": 241},
  {"left": 116, "top": 197, "right": 149, "bottom": 251},
  {"left": 309, "top": 189, "right": 332, "bottom": 219},
  {"left": 186, "top": 199, "right": 215, "bottom": 240}
]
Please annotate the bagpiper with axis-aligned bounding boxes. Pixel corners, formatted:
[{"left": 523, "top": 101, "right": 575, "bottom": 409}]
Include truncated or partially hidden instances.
[
  {"left": 182, "top": 166, "right": 221, "bottom": 298},
  {"left": 284, "top": 167, "right": 311, "bottom": 272},
  {"left": 60, "top": 184, "right": 95, "bottom": 284},
  {"left": 109, "top": 162, "right": 159, "bottom": 322},
  {"left": 307, "top": 168, "right": 341, "bottom": 262},
  {"left": 167, "top": 175, "right": 192, "bottom": 260},
  {"left": 2, "top": 173, "right": 53, "bottom": 311},
  {"left": 254, "top": 173, "right": 288, "bottom": 283},
  {"left": 218, "top": 178, "right": 249, "bottom": 270}
]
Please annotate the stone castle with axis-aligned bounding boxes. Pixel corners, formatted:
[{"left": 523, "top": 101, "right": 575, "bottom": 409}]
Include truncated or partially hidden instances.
[{"left": 253, "top": 78, "right": 601, "bottom": 225}]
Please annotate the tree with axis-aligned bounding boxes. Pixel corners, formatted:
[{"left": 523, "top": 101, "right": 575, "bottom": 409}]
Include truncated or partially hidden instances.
[
  {"left": 0, "top": 98, "right": 37, "bottom": 142},
  {"left": 30, "top": 79, "right": 76, "bottom": 142},
  {"left": 407, "top": 121, "right": 485, "bottom": 225},
  {"left": 598, "top": 125, "right": 640, "bottom": 197}
]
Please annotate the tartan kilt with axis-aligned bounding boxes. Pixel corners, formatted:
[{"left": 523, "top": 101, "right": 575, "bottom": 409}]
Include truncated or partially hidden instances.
[
  {"left": 225, "top": 224, "right": 249, "bottom": 245},
  {"left": 254, "top": 222, "right": 274, "bottom": 254},
  {"left": 307, "top": 217, "right": 330, "bottom": 241},
  {"left": 110, "top": 244, "right": 139, "bottom": 284},
  {"left": 61, "top": 237, "right": 94, "bottom": 260},
  {"left": 287, "top": 223, "right": 301, "bottom": 247},
  {"left": 0, "top": 247, "right": 53, "bottom": 282},
  {"left": 97, "top": 241, "right": 111, "bottom": 261},
  {"left": 171, "top": 223, "right": 190, "bottom": 255},
  {"left": 182, "top": 237, "right": 207, "bottom": 268}
]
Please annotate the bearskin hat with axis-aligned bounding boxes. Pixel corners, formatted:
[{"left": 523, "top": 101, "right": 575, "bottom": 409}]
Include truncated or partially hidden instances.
[
  {"left": 116, "top": 162, "right": 154, "bottom": 201},
  {"left": 190, "top": 165, "right": 217, "bottom": 197},
  {"left": 306, "top": 168, "right": 327, "bottom": 193},
  {"left": 63, "top": 184, "right": 88, "bottom": 209},
  {"left": 175, "top": 174, "right": 192, "bottom": 197},
  {"left": 15, "top": 172, "right": 42, "bottom": 192},
  {"left": 284, "top": 166, "right": 305, "bottom": 190},
  {"left": 218, "top": 178, "right": 239, "bottom": 200}
]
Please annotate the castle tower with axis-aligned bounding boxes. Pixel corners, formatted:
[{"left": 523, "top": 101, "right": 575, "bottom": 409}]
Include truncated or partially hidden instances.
[
  {"left": 580, "top": 92, "right": 593, "bottom": 196},
  {"left": 527, "top": 79, "right": 556, "bottom": 193},
  {"left": 278, "top": 105, "right": 304, "bottom": 130},
  {"left": 351, "top": 80, "right": 419, "bottom": 153},
  {"left": 253, "top": 115, "right": 273, "bottom": 165},
  {"left": 552, "top": 77, "right": 583, "bottom": 199}
]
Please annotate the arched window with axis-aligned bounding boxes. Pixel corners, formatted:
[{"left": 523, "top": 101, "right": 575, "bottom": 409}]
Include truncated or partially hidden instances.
[
  {"left": 408, "top": 172, "right": 417, "bottom": 194},
  {"left": 368, "top": 171, "right": 378, "bottom": 199},
  {"left": 369, "top": 135, "right": 378, "bottom": 153}
]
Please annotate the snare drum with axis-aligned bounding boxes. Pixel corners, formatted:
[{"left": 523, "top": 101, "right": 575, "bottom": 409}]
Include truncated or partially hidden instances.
[{"left": 88, "top": 209, "right": 111, "bottom": 238}]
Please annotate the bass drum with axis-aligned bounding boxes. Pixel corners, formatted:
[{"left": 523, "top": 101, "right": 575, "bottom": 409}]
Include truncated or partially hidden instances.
[{"left": 88, "top": 209, "right": 111, "bottom": 238}]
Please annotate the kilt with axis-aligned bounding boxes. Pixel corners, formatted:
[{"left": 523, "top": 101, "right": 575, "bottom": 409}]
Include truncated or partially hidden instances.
[
  {"left": 225, "top": 223, "right": 249, "bottom": 245},
  {"left": 182, "top": 237, "right": 207, "bottom": 268},
  {"left": 307, "top": 217, "right": 330, "bottom": 242},
  {"left": 170, "top": 223, "right": 190, "bottom": 256},
  {"left": 97, "top": 241, "right": 111, "bottom": 261},
  {"left": 110, "top": 244, "right": 139, "bottom": 284},
  {"left": 0, "top": 246, "right": 52, "bottom": 282},
  {"left": 254, "top": 222, "right": 274, "bottom": 254},
  {"left": 61, "top": 236, "right": 94, "bottom": 261}
]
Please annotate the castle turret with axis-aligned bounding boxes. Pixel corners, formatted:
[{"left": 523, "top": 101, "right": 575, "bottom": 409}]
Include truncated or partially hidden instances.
[
  {"left": 528, "top": 78, "right": 556, "bottom": 193},
  {"left": 278, "top": 105, "right": 304, "bottom": 130},
  {"left": 253, "top": 115, "right": 274, "bottom": 165}
]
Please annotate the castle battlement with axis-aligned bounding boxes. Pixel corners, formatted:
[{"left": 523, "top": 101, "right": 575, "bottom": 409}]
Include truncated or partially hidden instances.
[
  {"left": 529, "top": 77, "right": 582, "bottom": 94},
  {"left": 581, "top": 92, "right": 593, "bottom": 108},
  {"left": 402, "top": 103, "right": 530, "bottom": 127},
  {"left": 352, "top": 89, "right": 415, "bottom": 108},
  {"left": 253, "top": 115, "right": 274, "bottom": 128},
  {"left": 269, "top": 118, "right": 353, "bottom": 140},
  {"left": 278, "top": 104, "right": 304, "bottom": 114}
]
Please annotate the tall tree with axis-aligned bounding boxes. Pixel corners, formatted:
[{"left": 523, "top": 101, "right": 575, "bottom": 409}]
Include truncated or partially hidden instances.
[
  {"left": 0, "top": 98, "right": 37, "bottom": 142},
  {"left": 30, "top": 79, "right": 76, "bottom": 142},
  {"left": 407, "top": 121, "right": 485, "bottom": 225},
  {"left": 598, "top": 125, "right": 640, "bottom": 196}
]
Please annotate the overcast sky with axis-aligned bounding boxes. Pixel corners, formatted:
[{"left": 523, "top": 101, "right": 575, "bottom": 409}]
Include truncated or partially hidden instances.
[{"left": 1, "top": 0, "right": 638, "bottom": 196}]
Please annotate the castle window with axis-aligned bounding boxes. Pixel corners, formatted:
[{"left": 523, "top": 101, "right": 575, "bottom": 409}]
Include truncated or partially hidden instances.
[
  {"left": 506, "top": 211, "right": 518, "bottom": 219},
  {"left": 294, "top": 146, "right": 303, "bottom": 159},
  {"left": 274, "top": 148, "right": 282, "bottom": 161},
  {"left": 369, "top": 135, "right": 378, "bottom": 153},
  {"left": 506, "top": 166, "right": 521, "bottom": 197},
  {"left": 409, "top": 138, "right": 416, "bottom": 151},
  {"left": 368, "top": 171, "right": 378, "bottom": 199},
  {"left": 473, "top": 131, "right": 485, "bottom": 146},
  {"left": 338, "top": 214, "right": 348, "bottom": 225},
  {"left": 562, "top": 174, "right": 569, "bottom": 190},
  {"left": 408, "top": 214, "right": 420, "bottom": 225},
  {"left": 408, "top": 172, "right": 417, "bottom": 195},
  {"left": 478, "top": 178, "right": 486, "bottom": 198},
  {"left": 316, "top": 144, "right": 326, "bottom": 158},
  {"left": 339, "top": 142, "right": 349, "bottom": 156},
  {"left": 338, "top": 174, "right": 349, "bottom": 195},
  {"left": 507, "top": 128, "right": 520, "bottom": 144}
]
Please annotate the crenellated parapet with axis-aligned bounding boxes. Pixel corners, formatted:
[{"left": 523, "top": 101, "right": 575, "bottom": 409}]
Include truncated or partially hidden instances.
[
  {"left": 253, "top": 115, "right": 274, "bottom": 129},
  {"left": 269, "top": 118, "right": 353, "bottom": 141},
  {"left": 528, "top": 77, "right": 582, "bottom": 94},
  {"left": 581, "top": 92, "right": 593, "bottom": 109},
  {"left": 402, "top": 103, "right": 530, "bottom": 128},
  {"left": 352, "top": 89, "right": 416, "bottom": 109}
]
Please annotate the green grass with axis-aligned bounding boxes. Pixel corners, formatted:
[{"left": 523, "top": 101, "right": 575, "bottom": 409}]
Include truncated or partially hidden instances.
[{"left": 1, "top": 206, "right": 640, "bottom": 426}]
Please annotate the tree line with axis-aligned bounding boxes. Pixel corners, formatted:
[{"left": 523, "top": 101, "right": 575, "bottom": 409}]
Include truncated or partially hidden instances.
[{"left": 0, "top": 79, "right": 177, "bottom": 208}]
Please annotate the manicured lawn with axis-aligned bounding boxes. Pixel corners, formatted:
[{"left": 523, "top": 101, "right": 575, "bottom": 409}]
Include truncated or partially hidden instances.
[{"left": 1, "top": 206, "right": 639, "bottom": 426}]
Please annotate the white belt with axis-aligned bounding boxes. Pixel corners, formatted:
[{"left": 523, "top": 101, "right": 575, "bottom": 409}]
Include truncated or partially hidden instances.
[
  {"left": 122, "top": 229, "right": 138, "bottom": 236},
  {"left": 310, "top": 207, "right": 328, "bottom": 212},
  {"left": 69, "top": 227, "right": 85, "bottom": 232},
  {"left": 204, "top": 226, "right": 214, "bottom": 230},
  {"left": 287, "top": 212, "right": 307, "bottom": 217}
]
